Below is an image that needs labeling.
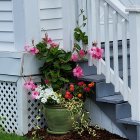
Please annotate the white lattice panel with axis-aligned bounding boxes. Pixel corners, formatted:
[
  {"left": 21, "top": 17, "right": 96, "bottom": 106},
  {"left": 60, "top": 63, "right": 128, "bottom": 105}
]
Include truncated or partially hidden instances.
[
  {"left": 0, "top": 81, "right": 18, "bottom": 133},
  {"left": 27, "top": 92, "right": 46, "bottom": 130},
  {"left": 0, "top": 79, "right": 47, "bottom": 134}
]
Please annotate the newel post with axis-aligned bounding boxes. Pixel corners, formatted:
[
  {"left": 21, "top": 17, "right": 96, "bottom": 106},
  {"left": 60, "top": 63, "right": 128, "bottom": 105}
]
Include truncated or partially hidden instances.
[{"left": 126, "top": 6, "right": 140, "bottom": 121}]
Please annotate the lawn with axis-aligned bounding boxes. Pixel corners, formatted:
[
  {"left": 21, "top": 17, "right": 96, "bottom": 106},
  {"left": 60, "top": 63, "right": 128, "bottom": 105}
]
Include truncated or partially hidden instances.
[{"left": 0, "top": 133, "right": 29, "bottom": 140}]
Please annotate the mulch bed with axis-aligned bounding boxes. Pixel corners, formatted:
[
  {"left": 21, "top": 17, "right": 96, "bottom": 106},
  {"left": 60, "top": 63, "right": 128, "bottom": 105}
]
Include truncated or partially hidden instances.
[{"left": 26, "top": 127, "right": 128, "bottom": 140}]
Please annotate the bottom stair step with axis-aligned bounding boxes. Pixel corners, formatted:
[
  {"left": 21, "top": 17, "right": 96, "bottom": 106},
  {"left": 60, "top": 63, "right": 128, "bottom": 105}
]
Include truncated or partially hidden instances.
[
  {"left": 96, "top": 94, "right": 124, "bottom": 104},
  {"left": 117, "top": 117, "right": 140, "bottom": 125}
]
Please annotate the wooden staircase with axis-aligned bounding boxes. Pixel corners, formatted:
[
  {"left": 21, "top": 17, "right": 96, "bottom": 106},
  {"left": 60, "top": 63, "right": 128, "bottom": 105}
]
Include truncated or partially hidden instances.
[
  {"left": 69, "top": 0, "right": 140, "bottom": 139},
  {"left": 77, "top": 40, "right": 138, "bottom": 140}
]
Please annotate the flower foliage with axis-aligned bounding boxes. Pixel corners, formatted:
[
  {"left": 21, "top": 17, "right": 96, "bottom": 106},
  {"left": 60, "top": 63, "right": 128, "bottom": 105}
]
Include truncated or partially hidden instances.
[
  {"left": 23, "top": 10, "right": 101, "bottom": 135},
  {"left": 24, "top": 34, "right": 90, "bottom": 104},
  {"left": 24, "top": 79, "right": 95, "bottom": 106},
  {"left": 25, "top": 34, "right": 85, "bottom": 92},
  {"left": 64, "top": 81, "right": 95, "bottom": 100},
  {"left": 32, "top": 85, "right": 60, "bottom": 104},
  {"left": 72, "top": 10, "right": 103, "bottom": 62}
]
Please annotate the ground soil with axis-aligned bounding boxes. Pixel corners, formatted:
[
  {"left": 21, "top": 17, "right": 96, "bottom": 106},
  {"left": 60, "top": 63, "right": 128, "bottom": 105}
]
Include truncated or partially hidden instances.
[{"left": 26, "top": 127, "right": 128, "bottom": 140}]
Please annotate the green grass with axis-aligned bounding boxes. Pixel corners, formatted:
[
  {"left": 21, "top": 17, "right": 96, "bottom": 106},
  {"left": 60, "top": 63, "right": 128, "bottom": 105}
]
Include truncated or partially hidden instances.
[{"left": 0, "top": 133, "right": 29, "bottom": 140}]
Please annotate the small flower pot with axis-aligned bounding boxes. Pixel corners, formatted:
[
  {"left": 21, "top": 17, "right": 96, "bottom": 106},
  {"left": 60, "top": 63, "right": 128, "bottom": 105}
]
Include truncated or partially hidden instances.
[{"left": 44, "top": 105, "right": 74, "bottom": 134}]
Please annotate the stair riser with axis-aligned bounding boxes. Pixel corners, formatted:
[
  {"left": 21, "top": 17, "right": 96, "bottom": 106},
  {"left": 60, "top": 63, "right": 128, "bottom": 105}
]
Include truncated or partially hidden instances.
[
  {"left": 77, "top": 61, "right": 97, "bottom": 76},
  {"left": 96, "top": 82, "right": 116, "bottom": 98},
  {"left": 116, "top": 102, "right": 131, "bottom": 120}
]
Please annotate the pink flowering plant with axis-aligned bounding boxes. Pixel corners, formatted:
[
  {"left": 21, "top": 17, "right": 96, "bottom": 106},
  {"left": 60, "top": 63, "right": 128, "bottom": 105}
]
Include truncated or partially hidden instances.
[
  {"left": 24, "top": 34, "right": 86, "bottom": 104},
  {"left": 24, "top": 34, "right": 98, "bottom": 136},
  {"left": 72, "top": 10, "right": 103, "bottom": 63},
  {"left": 72, "top": 10, "right": 88, "bottom": 62}
]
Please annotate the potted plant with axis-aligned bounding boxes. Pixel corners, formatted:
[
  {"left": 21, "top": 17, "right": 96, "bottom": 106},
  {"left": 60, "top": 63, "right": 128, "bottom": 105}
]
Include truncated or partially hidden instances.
[{"left": 24, "top": 35, "right": 96, "bottom": 136}]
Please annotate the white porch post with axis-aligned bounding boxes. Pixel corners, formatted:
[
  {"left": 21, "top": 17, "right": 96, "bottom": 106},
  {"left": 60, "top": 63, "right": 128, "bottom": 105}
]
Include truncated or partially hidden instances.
[
  {"left": 13, "top": 0, "right": 41, "bottom": 51},
  {"left": 126, "top": 6, "right": 140, "bottom": 121},
  {"left": 62, "top": 0, "right": 77, "bottom": 51}
]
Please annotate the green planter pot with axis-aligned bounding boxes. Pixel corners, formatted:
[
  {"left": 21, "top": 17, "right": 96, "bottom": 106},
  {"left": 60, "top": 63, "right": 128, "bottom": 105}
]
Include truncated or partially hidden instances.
[{"left": 44, "top": 105, "right": 73, "bottom": 134}]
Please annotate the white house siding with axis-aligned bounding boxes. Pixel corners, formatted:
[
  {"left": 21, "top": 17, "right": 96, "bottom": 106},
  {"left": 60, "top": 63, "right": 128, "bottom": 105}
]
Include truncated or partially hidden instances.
[
  {"left": 0, "top": 0, "right": 14, "bottom": 51},
  {"left": 39, "top": 0, "right": 63, "bottom": 47}
]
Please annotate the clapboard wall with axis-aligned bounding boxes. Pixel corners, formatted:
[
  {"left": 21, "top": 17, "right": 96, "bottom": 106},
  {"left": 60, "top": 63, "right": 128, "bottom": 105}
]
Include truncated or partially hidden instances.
[
  {"left": 0, "top": 0, "right": 138, "bottom": 52},
  {"left": 39, "top": 0, "right": 63, "bottom": 46},
  {"left": 0, "top": 0, "right": 14, "bottom": 51},
  {"left": 0, "top": 0, "right": 64, "bottom": 51}
]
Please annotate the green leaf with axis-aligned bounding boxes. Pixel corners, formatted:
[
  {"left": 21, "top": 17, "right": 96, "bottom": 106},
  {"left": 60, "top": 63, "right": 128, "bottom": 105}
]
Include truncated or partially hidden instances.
[
  {"left": 74, "top": 43, "right": 81, "bottom": 50},
  {"left": 74, "top": 32, "right": 81, "bottom": 42},
  {"left": 58, "top": 53, "right": 65, "bottom": 58},
  {"left": 59, "top": 77, "right": 69, "bottom": 82},
  {"left": 83, "top": 15, "right": 87, "bottom": 21},
  {"left": 80, "top": 9, "right": 84, "bottom": 14},
  {"left": 60, "top": 52, "right": 71, "bottom": 63},
  {"left": 74, "top": 27, "right": 82, "bottom": 34},
  {"left": 82, "top": 35, "right": 88, "bottom": 44},
  {"left": 54, "top": 61, "right": 60, "bottom": 68},
  {"left": 45, "top": 57, "right": 54, "bottom": 62},
  {"left": 61, "top": 64, "right": 72, "bottom": 71}
]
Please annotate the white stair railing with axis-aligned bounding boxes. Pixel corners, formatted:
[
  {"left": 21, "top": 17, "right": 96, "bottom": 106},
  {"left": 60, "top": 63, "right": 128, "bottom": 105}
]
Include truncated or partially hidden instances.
[{"left": 87, "top": 0, "right": 140, "bottom": 121}]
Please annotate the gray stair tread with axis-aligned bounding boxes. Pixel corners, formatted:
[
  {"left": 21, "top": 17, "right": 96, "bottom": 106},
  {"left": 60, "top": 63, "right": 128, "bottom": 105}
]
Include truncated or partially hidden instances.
[
  {"left": 96, "top": 94, "right": 124, "bottom": 104},
  {"left": 79, "top": 74, "right": 105, "bottom": 82},
  {"left": 117, "top": 117, "right": 140, "bottom": 125}
]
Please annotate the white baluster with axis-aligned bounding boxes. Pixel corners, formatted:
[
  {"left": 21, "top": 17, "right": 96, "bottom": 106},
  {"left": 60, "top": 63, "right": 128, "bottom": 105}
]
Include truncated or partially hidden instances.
[
  {"left": 113, "top": 11, "right": 119, "bottom": 92},
  {"left": 104, "top": 2, "right": 110, "bottom": 83},
  {"left": 96, "top": 0, "right": 101, "bottom": 75},
  {"left": 87, "top": 0, "right": 96, "bottom": 66},
  {"left": 122, "top": 18, "right": 128, "bottom": 101}
]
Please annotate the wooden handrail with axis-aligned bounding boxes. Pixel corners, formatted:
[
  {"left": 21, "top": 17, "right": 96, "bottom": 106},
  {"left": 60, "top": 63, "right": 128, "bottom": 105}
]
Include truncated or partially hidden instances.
[{"left": 105, "top": 0, "right": 129, "bottom": 20}]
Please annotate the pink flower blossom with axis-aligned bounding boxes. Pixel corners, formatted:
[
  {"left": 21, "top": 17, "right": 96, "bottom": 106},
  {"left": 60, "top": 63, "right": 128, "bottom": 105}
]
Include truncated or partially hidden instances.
[
  {"left": 79, "top": 50, "right": 85, "bottom": 58},
  {"left": 43, "top": 34, "right": 53, "bottom": 44},
  {"left": 48, "top": 38, "right": 53, "bottom": 44},
  {"left": 96, "top": 48, "right": 104, "bottom": 59},
  {"left": 24, "top": 45, "right": 39, "bottom": 55},
  {"left": 29, "top": 47, "right": 39, "bottom": 55},
  {"left": 71, "top": 53, "right": 79, "bottom": 62},
  {"left": 88, "top": 47, "right": 96, "bottom": 57},
  {"left": 73, "top": 66, "right": 84, "bottom": 78},
  {"left": 24, "top": 80, "right": 37, "bottom": 90},
  {"left": 50, "top": 42, "right": 59, "bottom": 48},
  {"left": 88, "top": 47, "right": 103, "bottom": 59},
  {"left": 31, "top": 91, "right": 39, "bottom": 99}
]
